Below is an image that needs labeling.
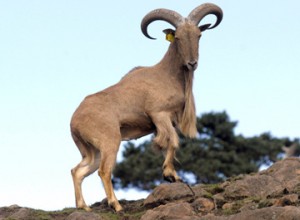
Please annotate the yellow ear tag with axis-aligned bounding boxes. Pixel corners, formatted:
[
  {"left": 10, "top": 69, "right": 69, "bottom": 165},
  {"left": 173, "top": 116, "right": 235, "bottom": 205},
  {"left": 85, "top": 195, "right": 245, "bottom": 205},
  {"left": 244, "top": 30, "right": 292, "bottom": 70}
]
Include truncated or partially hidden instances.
[{"left": 166, "top": 33, "right": 175, "bottom": 43}]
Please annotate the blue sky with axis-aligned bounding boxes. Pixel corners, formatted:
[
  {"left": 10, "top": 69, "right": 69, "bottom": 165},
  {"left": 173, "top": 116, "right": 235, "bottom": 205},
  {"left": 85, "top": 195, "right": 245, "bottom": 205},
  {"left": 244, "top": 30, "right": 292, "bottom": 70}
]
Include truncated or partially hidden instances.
[{"left": 0, "top": 0, "right": 299, "bottom": 210}]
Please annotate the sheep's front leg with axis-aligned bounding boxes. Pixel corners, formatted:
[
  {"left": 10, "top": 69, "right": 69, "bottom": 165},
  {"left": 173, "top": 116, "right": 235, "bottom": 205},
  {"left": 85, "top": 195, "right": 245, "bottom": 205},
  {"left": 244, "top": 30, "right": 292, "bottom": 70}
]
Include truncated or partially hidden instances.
[
  {"left": 151, "top": 112, "right": 182, "bottom": 183},
  {"left": 162, "top": 147, "right": 181, "bottom": 182}
]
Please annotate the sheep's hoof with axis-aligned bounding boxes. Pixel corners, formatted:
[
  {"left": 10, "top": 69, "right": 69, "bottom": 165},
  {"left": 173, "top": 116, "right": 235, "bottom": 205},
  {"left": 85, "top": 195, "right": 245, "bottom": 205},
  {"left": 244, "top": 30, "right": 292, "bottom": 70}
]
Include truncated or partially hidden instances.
[
  {"left": 108, "top": 201, "right": 123, "bottom": 213},
  {"left": 164, "top": 175, "right": 182, "bottom": 183},
  {"left": 83, "top": 206, "right": 92, "bottom": 212},
  {"left": 164, "top": 175, "right": 175, "bottom": 182},
  {"left": 113, "top": 205, "right": 123, "bottom": 213}
]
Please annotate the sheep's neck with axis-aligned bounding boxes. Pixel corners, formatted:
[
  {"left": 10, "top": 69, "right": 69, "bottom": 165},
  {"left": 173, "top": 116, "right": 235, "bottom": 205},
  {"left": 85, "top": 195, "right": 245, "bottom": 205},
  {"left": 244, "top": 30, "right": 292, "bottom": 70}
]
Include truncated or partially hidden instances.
[
  {"left": 157, "top": 43, "right": 197, "bottom": 138},
  {"left": 158, "top": 43, "right": 183, "bottom": 76}
]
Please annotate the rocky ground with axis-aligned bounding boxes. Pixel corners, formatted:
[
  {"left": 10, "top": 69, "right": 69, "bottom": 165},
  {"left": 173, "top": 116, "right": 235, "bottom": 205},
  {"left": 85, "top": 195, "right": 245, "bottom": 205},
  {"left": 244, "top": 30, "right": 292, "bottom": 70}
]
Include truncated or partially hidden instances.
[{"left": 1, "top": 158, "right": 300, "bottom": 220}]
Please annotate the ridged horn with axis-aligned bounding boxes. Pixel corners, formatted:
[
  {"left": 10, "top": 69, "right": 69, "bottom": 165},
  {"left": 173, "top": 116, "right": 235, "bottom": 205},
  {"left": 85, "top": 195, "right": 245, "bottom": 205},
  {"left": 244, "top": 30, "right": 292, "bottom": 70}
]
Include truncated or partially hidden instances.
[
  {"left": 188, "top": 3, "right": 223, "bottom": 29},
  {"left": 141, "top": 9, "right": 184, "bottom": 40}
]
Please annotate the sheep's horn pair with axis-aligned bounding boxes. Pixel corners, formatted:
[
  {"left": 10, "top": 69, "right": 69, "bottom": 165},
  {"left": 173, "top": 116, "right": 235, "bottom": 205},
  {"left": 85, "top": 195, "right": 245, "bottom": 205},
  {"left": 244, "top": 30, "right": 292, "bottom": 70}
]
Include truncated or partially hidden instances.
[{"left": 141, "top": 3, "right": 223, "bottom": 40}]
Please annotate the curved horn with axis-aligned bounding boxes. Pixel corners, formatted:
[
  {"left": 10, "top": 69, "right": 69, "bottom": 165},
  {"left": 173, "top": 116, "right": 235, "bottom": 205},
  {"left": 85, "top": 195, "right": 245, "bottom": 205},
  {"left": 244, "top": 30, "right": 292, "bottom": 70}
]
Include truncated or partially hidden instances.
[
  {"left": 141, "top": 9, "right": 184, "bottom": 40},
  {"left": 188, "top": 3, "right": 223, "bottom": 29}
]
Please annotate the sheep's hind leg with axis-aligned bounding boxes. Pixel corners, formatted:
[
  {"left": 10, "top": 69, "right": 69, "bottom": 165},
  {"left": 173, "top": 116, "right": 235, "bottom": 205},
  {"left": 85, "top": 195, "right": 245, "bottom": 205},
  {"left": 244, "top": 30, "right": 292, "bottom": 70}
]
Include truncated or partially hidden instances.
[
  {"left": 151, "top": 113, "right": 182, "bottom": 183},
  {"left": 71, "top": 134, "right": 100, "bottom": 211},
  {"left": 96, "top": 135, "right": 123, "bottom": 212}
]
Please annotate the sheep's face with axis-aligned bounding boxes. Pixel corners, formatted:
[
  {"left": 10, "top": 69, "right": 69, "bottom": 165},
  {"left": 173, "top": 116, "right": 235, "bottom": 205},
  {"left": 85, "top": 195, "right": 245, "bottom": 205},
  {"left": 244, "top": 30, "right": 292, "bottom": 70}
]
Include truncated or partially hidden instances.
[
  {"left": 142, "top": 4, "right": 222, "bottom": 72},
  {"left": 174, "top": 24, "right": 201, "bottom": 71}
]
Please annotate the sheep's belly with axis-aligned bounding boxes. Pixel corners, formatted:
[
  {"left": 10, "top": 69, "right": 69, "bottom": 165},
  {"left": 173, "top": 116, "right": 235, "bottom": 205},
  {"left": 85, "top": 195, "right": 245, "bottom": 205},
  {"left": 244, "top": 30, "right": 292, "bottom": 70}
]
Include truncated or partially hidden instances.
[{"left": 120, "top": 126, "right": 154, "bottom": 141}]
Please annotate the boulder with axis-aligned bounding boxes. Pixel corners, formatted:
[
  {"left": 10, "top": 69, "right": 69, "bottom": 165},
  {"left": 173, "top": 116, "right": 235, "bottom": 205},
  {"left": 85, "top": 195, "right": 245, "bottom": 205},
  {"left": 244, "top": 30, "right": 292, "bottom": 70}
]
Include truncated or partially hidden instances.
[
  {"left": 141, "top": 202, "right": 197, "bottom": 220},
  {"left": 8, "top": 207, "right": 32, "bottom": 220},
  {"left": 192, "top": 197, "right": 215, "bottom": 212},
  {"left": 143, "top": 182, "right": 194, "bottom": 208},
  {"left": 224, "top": 158, "right": 300, "bottom": 200}
]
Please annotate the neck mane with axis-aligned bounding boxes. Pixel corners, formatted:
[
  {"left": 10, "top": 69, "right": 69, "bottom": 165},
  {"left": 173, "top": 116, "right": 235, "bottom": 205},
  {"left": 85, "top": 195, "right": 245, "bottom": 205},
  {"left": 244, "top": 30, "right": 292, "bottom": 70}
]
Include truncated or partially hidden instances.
[{"left": 180, "top": 69, "right": 197, "bottom": 138}]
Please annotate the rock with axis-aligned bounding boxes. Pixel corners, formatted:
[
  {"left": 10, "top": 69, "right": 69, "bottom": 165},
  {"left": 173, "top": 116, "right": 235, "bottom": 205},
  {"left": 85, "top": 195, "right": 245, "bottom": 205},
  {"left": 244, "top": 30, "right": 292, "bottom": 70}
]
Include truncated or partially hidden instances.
[
  {"left": 201, "top": 206, "right": 300, "bottom": 220},
  {"left": 0, "top": 205, "right": 31, "bottom": 220},
  {"left": 213, "top": 193, "right": 226, "bottom": 208},
  {"left": 238, "top": 202, "right": 258, "bottom": 212},
  {"left": 222, "top": 202, "right": 234, "bottom": 210},
  {"left": 200, "top": 214, "right": 226, "bottom": 220},
  {"left": 224, "top": 158, "right": 300, "bottom": 200},
  {"left": 141, "top": 202, "right": 197, "bottom": 220},
  {"left": 230, "top": 206, "right": 300, "bottom": 220},
  {"left": 143, "top": 182, "right": 194, "bottom": 208},
  {"left": 191, "top": 184, "right": 211, "bottom": 197},
  {"left": 192, "top": 198, "right": 215, "bottom": 212},
  {"left": 224, "top": 174, "right": 278, "bottom": 198},
  {"left": 65, "top": 211, "right": 102, "bottom": 220},
  {"left": 272, "top": 193, "right": 299, "bottom": 206},
  {"left": 9, "top": 207, "right": 32, "bottom": 220}
]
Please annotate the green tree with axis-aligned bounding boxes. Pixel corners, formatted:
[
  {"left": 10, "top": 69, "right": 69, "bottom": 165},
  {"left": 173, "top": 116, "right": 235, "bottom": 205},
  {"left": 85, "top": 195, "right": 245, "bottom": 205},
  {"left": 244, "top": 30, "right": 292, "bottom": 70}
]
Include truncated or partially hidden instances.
[{"left": 113, "top": 111, "right": 298, "bottom": 190}]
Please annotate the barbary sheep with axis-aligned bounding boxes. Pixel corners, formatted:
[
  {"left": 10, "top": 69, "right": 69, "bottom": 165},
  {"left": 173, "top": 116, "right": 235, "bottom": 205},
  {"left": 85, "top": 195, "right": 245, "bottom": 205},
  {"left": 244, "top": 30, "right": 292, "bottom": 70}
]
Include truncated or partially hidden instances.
[{"left": 70, "top": 3, "right": 223, "bottom": 212}]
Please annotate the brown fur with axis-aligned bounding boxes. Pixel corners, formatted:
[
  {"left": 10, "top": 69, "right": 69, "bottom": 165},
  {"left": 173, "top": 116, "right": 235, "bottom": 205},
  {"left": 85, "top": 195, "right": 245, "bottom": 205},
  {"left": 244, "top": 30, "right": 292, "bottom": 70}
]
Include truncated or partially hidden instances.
[{"left": 70, "top": 17, "right": 209, "bottom": 212}]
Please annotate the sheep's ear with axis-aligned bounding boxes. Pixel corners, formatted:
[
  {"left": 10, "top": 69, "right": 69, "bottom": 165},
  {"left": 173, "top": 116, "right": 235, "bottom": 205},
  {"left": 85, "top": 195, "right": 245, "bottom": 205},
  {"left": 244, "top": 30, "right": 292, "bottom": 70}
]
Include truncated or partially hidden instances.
[
  {"left": 199, "top": 24, "right": 211, "bottom": 32},
  {"left": 163, "top": 28, "right": 175, "bottom": 42}
]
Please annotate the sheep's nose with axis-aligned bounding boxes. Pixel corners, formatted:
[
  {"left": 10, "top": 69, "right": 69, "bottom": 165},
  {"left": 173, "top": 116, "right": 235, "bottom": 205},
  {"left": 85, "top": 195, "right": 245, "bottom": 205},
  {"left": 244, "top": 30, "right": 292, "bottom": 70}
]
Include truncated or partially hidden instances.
[{"left": 188, "top": 61, "right": 198, "bottom": 70}]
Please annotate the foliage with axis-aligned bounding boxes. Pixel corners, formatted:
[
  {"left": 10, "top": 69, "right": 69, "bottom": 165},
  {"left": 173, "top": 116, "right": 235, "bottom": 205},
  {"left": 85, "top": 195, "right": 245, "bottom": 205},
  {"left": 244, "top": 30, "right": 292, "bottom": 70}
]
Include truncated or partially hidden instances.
[{"left": 113, "top": 111, "right": 298, "bottom": 190}]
